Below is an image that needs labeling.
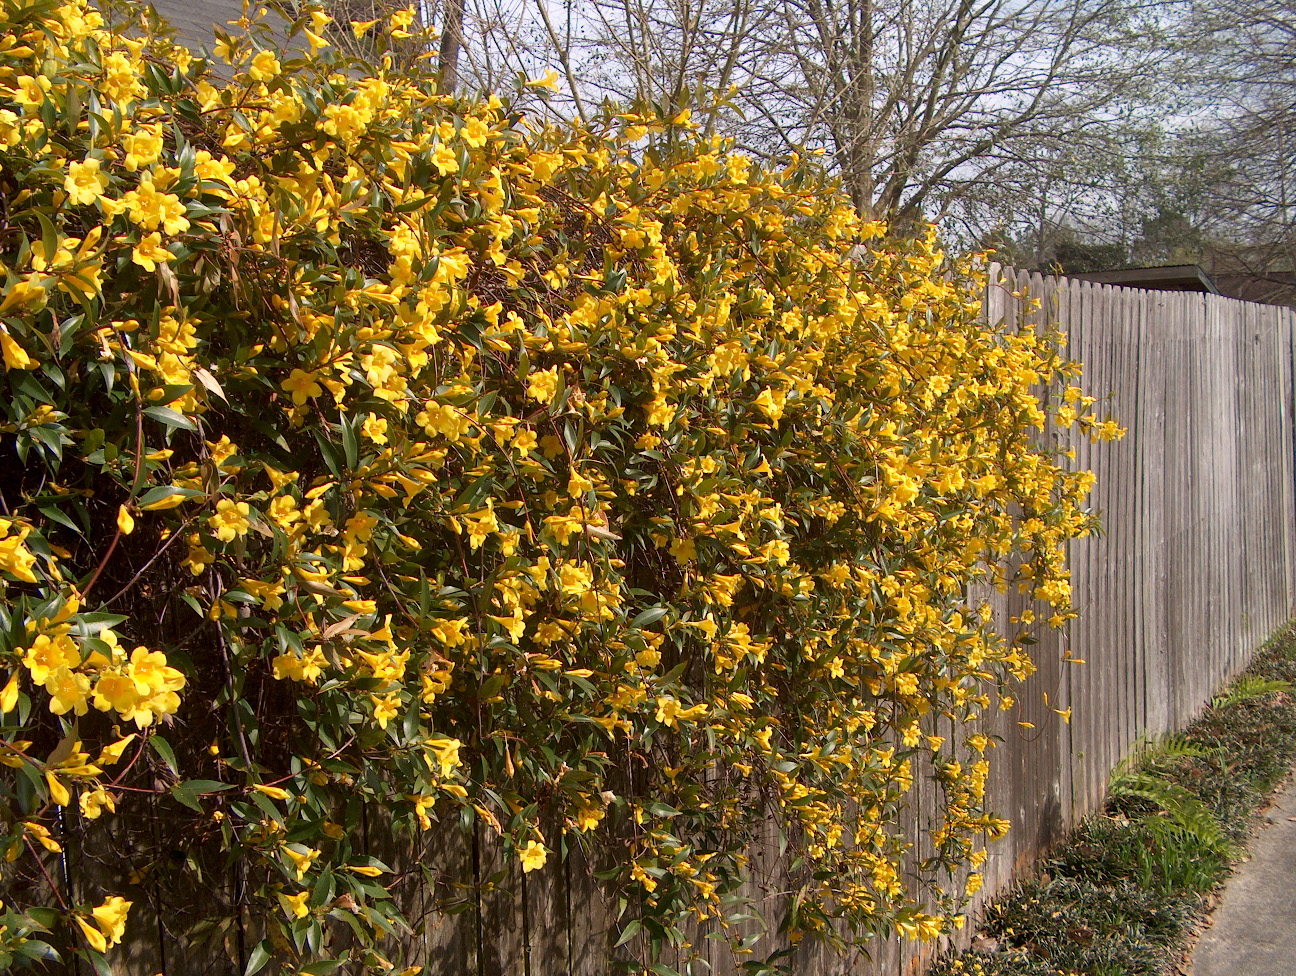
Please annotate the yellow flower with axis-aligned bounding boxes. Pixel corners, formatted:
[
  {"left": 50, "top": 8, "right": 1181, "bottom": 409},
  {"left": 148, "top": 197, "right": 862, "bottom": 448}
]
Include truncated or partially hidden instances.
[
  {"left": 655, "top": 696, "right": 682, "bottom": 727},
  {"left": 92, "top": 670, "right": 140, "bottom": 717},
  {"left": 431, "top": 143, "right": 459, "bottom": 176},
  {"left": 525, "top": 70, "right": 560, "bottom": 91},
  {"left": 519, "top": 840, "right": 547, "bottom": 873},
  {"left": 511, "top": 428, "right": 537, "bottom": 458},
  {"left": 0, "top": 523, "right": 38, "bottom": 583},
  {"left": 271, "top": 648, "right": 327, "bottom": 683},
  {"left": 90, "top": 896, "right": 131, "bottom": 947},
  {"left": 116, "top": 504, "right": 135, "bottom": 535},
  {"left": 361, "top": 412, "right": 388, "bottom": 444},
  {"left": 64, "top": 157, "right": 109, "bottom": 205},
  {"left": 97, "top": 734, "right": 137, "bottom": 765},
  {"left": 669, "top": 537, "right": 697, "bottom": 563},
  {"left": 76, "top": 916, "right": 108, "bottom": 953},
  {"left": 184, "top": 536, "right": 214, "bottom": 575},
  {"left": 126, "top": 647, "right": 185, "bottom": 696},
  {"left": 526, "top": 367, "right": 559, "bottom": 404},
  {"left": 281, "top": 368, "right": 323, "bottom": 405},
  {"left": 253, "top": 783, "right": 292, "bottom": 801},
  {"left": 558, "top": 563, "right": 592, "bottom": 597},
  {"left": 23, "top": 820, "right": 60, "bottom": 852},
  {"left": 123, "top": 180, "right": 189, "bottom": 234},
  {"left": 248, "top": 50, "right": 281, "bottom": 81},
  {"left": 0, "top": 330, "right": 36, "bottom": 371},
  {"left": 630, "top": 863, "right": 657, "bottom": 891},
  {"left": 283, "top": 845, "right": 319, "bottom": 881},
  {"left": 121, "top": 127, "right": 163, "bottom": 172},
  {"left": 140, "top": 490, "right": 187, "bottom": 512},
  {"left": 461, "top": 116, "right": 490, "bottom": 148},
  {"left": 464, "top": 506, "right": 498, "bottom": 550},
  {"left": 425, "top": 736, "right": 461, "bottom": 778},
  {"left": 754, "top": 387, "right": 786, "bottom": 422},
  {"left": 208, "top": 499, "right": 251, "bottom": 542},
  {"left": 278, "top": 891, "right": 310, "bottom": 919},
  {"left": 0, "top": 276, "right": 47, "bottom": 315},
  {"left": 131, "top": 232, "right": 174, "bottom": 272},
  {"left": 22, "top": 634, "right": 80, "bottom": 686},
  {"left": 371, "top": 692, "right": 401, "bottom": 729},
  {"left": 896, "top": 912, "right": 943, "bottom": 941},
  {"left": 44, "top": 666, "right": 91, "bottom": 717},
  {"left": 80, "top": 787, "right": 116, "bottom": 820},
  {"left": 0, "top": 671, "right": 17, "bottom": 713},
  {"left": 45, "top": 771, "right": 70, "bottom": 807},
  {"left": 573, "top": 797, "right": 604, "bottom": 832}
]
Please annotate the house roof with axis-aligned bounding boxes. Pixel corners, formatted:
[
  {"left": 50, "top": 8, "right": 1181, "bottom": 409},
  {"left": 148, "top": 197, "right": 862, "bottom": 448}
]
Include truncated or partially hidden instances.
[
  {"left": 147, "top": 0, "right": 249, "bottom": 54},
  {"left": 1065, "top": 265, "right": 1222, "bottom": 295}
]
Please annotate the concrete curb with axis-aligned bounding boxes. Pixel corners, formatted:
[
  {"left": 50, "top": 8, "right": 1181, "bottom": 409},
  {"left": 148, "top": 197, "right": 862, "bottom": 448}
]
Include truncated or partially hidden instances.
[{"left": 1188, "top": 773, "right": 1296, "bottom": 975}]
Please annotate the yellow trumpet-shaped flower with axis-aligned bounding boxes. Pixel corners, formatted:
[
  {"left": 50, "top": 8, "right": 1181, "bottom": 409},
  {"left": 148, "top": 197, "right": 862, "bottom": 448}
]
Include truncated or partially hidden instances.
[
  {"left": 64, "top": 157, "right": 109, "bottom": 205},
  {"left": 283, "top": 845, "right": 319, "bottom": 881},
  {"left": 90, "top": 896, "right": 131, "bottom": 947},
  {"left": 519, "top": 840, "right": 547, "bottom": 873},
  {"left": 130, "top": 232, "right": 174, "bottom": 272},
  {"left": 278, "top": 891, "right": 310, "bottom": 919},
  {"left": 0, "top": 330, "right": 36, "bottom": 370}
]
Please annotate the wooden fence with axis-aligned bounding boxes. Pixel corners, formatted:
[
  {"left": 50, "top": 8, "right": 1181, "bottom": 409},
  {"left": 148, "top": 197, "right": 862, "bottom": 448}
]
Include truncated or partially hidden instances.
[
  {"left": 960, "top": 267, "right": 1296, "bottom": 958},
  {"left": 111, "top": 270, "right": 1296, "bottom": 976}
]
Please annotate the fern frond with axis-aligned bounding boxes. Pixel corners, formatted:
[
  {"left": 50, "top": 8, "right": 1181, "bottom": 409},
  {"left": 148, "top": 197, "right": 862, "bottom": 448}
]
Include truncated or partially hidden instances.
[{"left": 1212, "top": 677, "right": 1293, "bottom": 710}]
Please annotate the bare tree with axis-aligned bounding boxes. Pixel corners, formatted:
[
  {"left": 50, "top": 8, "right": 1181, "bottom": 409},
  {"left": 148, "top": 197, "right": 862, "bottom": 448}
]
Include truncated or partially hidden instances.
[
  {"left": 1178, "top": 0, "right": 1296, "bottom": 291},
  {"left": 733, "top": 0, "right": 1170, "bottom": 229},
  {"left": 453, "top": 0, "right": 1168, "bottom": 232}
]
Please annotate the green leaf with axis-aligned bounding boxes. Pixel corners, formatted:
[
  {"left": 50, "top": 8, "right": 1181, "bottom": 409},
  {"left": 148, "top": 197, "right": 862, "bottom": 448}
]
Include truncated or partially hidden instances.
[
  {"left": 34, "top": 211, "right": 58, "bottom": 264},
  {"left": 143, "top": 405, "right": 198, "bottom": 432},
  {"left": 71, "top": 613, "right": 128, "bottom": 635},
  {"left": 37, "top": 502, "right": 83, "bottom": 535},
  {"left": 300, "top": 961, "right": 345, "bottom": 975},
  {"left": 12, "top": 939, "right": 59, "bottom": 962},
  {"left": 614, "top": 919, "right": 642, "bottom": 947},
  {"left": 178, "top": 591, "right": 204, "bottom": 618},
  {"left": 630, "top": 607, "right": 669, "bottom": 629},
  {"left": 192, "top": 366, "right": 228, "bottom": 402},
  {"left": 453, "top": 473, "right": 494, "bottom": 513},
  {"left": 186, "top": 779, "right": 233, "bottom": 794},
  {"left": 169, "top": 783, "right": 204, "bottom": 813},
  {"left": 29, "top": 424, "right": 65, "bottom": 461},
  {"left": 243, "top": 940, "right": 273, "bottom": 976},
  {"left": 341, "top": 414, "right": 359, "bottom": 470},
  {"left": 312, "top": 430, "right": 342, "bottom": 479},
  {"left": 149, "top": 735, "right": 179, "bottom": 776},
  {"left": 136, "top": 485, "right": 204, "bottom": 509}
]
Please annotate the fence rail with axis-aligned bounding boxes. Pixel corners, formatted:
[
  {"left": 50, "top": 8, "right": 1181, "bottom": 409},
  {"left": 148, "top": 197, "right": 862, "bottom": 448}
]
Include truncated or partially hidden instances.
[{"left": 111, "top": 269, "right": 1296, "bottom": 975}]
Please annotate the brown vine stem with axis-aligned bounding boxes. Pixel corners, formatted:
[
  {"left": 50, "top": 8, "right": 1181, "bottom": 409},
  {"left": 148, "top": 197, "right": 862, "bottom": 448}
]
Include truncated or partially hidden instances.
[
  {"left": 23, "top": 837, "right": 70, "bottom": 910},
  {"left": 98, "top": 515, "right": 195, "bottom": 608},
  {"left": 107, "top": 735, "right": 150, "bottom": 789},
  {"left": 82, "top": 332, "right": 146, "bottom": 600}
]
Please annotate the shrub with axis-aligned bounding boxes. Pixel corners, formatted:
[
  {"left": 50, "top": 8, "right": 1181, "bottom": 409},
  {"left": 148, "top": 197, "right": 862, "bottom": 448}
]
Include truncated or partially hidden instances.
[{"left": 0, "top": 1, "right": 1103, "bottom": 972}]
